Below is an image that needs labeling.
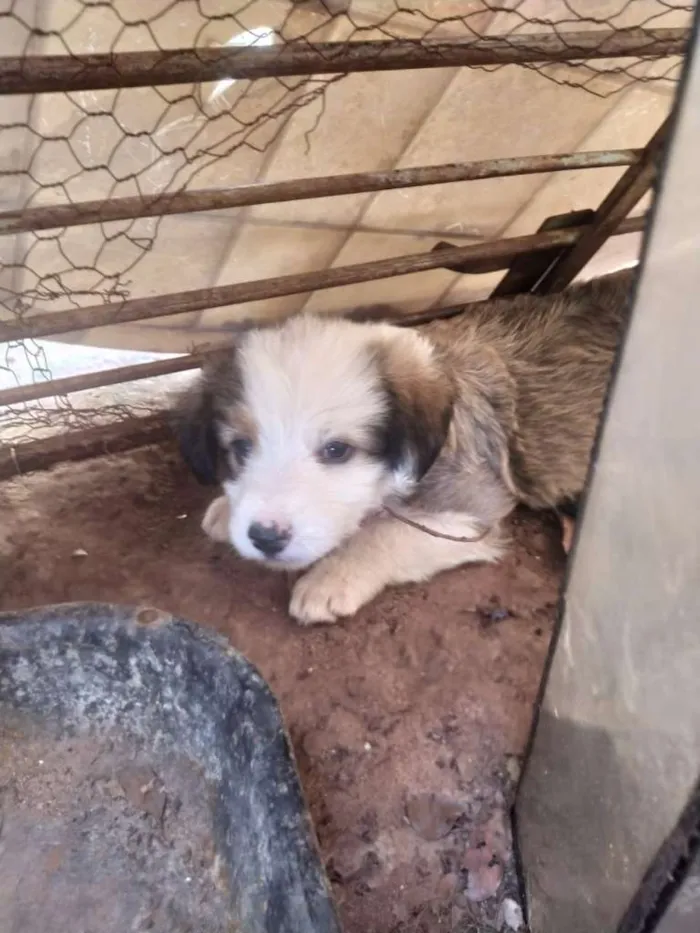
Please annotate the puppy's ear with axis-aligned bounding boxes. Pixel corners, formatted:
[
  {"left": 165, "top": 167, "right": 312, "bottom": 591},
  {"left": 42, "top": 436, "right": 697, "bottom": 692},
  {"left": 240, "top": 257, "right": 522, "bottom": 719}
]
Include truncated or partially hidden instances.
[
  {"left": 375, "top": 331, "right": 455, "bottom": 481},
  {"left": 171, "top": 351, "right": 236, "bottom": 486},
  {"left": 172, "top": 379, "right": 220, "bottom": 486}
]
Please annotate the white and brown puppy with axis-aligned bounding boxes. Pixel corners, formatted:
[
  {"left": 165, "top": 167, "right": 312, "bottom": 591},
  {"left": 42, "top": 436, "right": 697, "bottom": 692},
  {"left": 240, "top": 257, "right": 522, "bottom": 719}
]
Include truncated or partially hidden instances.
[{"left": 174, "top": 269, "right": 633, "bottom": 624}]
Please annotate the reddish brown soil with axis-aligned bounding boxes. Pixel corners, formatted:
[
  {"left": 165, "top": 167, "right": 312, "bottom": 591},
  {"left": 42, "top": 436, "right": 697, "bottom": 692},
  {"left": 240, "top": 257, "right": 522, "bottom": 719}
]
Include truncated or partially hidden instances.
[{"left": 0, "top": 445, "right": 564, "bottom": 933}]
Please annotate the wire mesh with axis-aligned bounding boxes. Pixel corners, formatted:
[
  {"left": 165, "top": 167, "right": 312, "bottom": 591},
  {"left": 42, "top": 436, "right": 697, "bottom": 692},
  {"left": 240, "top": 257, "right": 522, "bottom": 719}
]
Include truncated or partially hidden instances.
[{"left": 0, "top": 0, "right": 694, "bottom": 467}]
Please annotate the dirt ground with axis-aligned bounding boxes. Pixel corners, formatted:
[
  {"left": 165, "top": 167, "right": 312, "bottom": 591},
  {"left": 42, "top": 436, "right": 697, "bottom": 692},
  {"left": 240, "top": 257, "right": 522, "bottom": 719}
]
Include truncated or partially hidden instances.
[{"left": 0, "top": 444, "right": 565, "bottom": 933}]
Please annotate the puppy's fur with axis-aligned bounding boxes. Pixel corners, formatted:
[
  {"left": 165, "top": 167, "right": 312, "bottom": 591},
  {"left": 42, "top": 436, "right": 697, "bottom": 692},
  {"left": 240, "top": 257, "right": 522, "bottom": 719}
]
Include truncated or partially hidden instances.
[{"left": 174, "top": 270, "right": 633, "bottom": 624}]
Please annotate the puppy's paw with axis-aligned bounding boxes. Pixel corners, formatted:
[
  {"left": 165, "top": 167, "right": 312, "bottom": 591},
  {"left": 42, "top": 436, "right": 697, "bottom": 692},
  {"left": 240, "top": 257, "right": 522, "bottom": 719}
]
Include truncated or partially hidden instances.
[
  {"left": 289, "top": 558, "right": 381, "bottom": 625},
  {"left": 201, "top": 495, "right": 231, "bottom": 544},
  {"left": 559, "top": 513, "right": 575, "bottom": 555}
]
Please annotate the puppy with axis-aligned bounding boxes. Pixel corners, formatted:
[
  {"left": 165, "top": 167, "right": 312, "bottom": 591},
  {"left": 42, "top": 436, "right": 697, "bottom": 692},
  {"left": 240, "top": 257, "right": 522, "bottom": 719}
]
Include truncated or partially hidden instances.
[{"left": 174, "top": 269, "right": 633, "bottom": 624}]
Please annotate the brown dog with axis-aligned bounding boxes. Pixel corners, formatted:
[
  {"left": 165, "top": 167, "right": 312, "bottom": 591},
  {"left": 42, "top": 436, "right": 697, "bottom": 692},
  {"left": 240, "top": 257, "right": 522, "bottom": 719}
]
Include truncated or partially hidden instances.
[{"left": 174, "top": 269, "right": 633, "bottom": 623}]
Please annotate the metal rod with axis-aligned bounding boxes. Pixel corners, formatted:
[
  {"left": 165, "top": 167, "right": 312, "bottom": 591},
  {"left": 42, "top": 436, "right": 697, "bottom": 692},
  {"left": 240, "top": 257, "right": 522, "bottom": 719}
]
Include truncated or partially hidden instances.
[
  {"left": 533, "top": 119, "right": 670, "bottom": 293},
  {"left": 0, "top": 264, "right": 639, "bottom": 480},
  {"left": 0, "top": 352, "right": 211, "bottom": 407},
  {"left": 0, "top": 306, "right": 475, "bottom": 406},
  {"left": 0, "top": 216, "right": 646, "bottom": 409},
  {"left": 0, "top": 262, "right": 638, "bottom": 480},
  {"left": 0, "top": 149, "right": 641, "bottom": 235},
  {"left": 0, "top": 29, "right": 688, "bottom": 95},
  {"left": 0, "top": 214, "right": 646, "bottom": 344},
  {"left": 0, "top": 414, "right": 171, "bottom": 480},
  {"left": 396, "top": 267, "right": 632, "bottom": 327}
]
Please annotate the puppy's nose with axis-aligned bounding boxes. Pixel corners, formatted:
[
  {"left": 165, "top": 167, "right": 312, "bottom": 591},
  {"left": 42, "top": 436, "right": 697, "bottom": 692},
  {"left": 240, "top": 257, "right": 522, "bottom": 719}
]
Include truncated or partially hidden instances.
[{"left": 248, "top": 521, "right": 291, "bottom": 557}]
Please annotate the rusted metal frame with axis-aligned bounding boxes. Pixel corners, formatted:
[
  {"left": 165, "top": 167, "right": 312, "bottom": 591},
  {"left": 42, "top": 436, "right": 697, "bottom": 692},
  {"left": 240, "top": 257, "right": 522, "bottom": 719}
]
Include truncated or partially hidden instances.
[
  {"left": 0, "top": 414, "right": 171, "bottom": 481},
  {"left": 0, "top": 218, "right": 646, "bottom": 479},
  {"left": 0, "top": 214, "right": 646, "bottom": 412},
  {"left": 388, "top": 259, "right": 641, "bottom": 328},
  {"left": 0, "top": 253, "right": 643, "bottom": 481},
  {"left": 532, "top": 119, "right": 670, "bottom": 294},
  {"left": 490, "top": 209, "right": 596, "bottom": 297},
  {"left": 0, "top": 150, "right": 641, "bottom": 235},
  {"left": 0, "top": 215, "right": 647, "bottom": 344},
  {"left": 0, "top": 29, "right": 688, "bottom": 95}
]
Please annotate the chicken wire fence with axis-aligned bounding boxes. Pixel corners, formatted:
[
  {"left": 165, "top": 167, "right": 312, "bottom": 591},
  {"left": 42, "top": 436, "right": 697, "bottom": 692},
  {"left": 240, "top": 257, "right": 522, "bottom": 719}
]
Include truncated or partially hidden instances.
[{"left": 0, "top": 0, "right": 694, "bottom": 477}]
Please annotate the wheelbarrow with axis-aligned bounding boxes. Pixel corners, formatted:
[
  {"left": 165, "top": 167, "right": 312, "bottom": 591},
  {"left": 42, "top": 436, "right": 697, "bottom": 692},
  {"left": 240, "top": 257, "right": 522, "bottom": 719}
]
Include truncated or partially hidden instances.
[{"left": 0, "top": 602, "right": 341, "bottom": 933}]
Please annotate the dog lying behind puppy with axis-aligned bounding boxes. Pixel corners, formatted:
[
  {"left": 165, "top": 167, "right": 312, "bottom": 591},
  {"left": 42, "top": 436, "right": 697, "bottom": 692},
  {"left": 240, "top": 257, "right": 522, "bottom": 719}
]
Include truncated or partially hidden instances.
[{"left": 174, "top": 269, "right": 633, "bottom": 624}]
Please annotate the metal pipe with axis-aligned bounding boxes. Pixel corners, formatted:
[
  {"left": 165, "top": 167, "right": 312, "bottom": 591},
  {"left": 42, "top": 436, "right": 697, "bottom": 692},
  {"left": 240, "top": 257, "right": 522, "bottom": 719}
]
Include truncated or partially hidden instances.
[
  {"left": 0, "top": 29, "right": 688, "bottom": 95},
  {"left": 0, "top": 149, "right": 641, "bottom": 235},
  {"left": 0, "top": 214, "right": 647, "bottom": 344},
  {"left": 0, "top": 216, "right": 646, "bottom": 411},
  {"left": 0, "top": 352, "right": 210, "bottom": 407}
]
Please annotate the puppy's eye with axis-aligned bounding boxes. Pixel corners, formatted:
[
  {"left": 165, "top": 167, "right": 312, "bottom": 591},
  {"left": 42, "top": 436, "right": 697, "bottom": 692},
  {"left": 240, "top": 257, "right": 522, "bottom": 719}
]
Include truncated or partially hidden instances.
[
  {"left": 231, "top": 437, "right": 253, "bottom": 464},
  {"left": 318, "top": 440, "right": 354, "bottom": 464}
]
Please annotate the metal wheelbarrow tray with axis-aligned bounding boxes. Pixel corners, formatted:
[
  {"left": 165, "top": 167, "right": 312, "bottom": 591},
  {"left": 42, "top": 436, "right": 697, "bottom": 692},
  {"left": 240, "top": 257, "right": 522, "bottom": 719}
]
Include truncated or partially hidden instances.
[{"left": 0, "top": 602, "right": 341, "bottom": 933}]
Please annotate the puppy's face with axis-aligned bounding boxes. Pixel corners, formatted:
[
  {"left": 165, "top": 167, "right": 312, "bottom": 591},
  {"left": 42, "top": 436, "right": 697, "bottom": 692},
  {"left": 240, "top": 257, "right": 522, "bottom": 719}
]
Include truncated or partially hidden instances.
[{"left": 175, "top": 316, "right": 453, "bottom": 569}]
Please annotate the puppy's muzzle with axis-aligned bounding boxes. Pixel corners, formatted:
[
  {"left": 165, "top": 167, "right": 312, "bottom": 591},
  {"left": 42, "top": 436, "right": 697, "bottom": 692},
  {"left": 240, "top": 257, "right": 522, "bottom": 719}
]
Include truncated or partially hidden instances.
[{"left": 248, "top": 521, "right": 291, "bottom": 558}]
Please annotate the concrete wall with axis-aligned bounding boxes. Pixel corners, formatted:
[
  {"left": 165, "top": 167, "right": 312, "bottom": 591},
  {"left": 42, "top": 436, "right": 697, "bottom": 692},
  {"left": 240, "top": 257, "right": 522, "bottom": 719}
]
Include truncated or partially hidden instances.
[{"left": 516, "top": 13, "right": 700, "bottom": 931}]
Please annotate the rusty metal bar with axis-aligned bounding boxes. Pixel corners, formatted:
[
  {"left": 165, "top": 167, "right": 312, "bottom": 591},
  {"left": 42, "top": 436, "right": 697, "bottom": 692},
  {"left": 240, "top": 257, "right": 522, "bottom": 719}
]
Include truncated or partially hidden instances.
[
  {"left": 0, "top": 216, "right": 646, "bottom": 411},
  {"left": 0, "top": 263, "right": 638, "bottom": 480},
  {"left": 0, "top": 149, "right": 641, "bottom": 235},
  {"left": 0, "top": 214, "right": 647, "bottom": 344},
  {"left": 397, "top": 265, "right": 632, "bottom": 327},
  {"left": 0, "top": 299, "right": 487, "bottom": 406},
  {"left": 0, "top": 351, "right": 213, "bottom": 407},
  {"left": 533, "top": 120, "right": 670, "bottom": 293},
  {"left": 0, "top": 414, "right": 171, "bottom": 480},
  {"left": 0, "top": 29, "right": 688, "bottom": 95}
]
